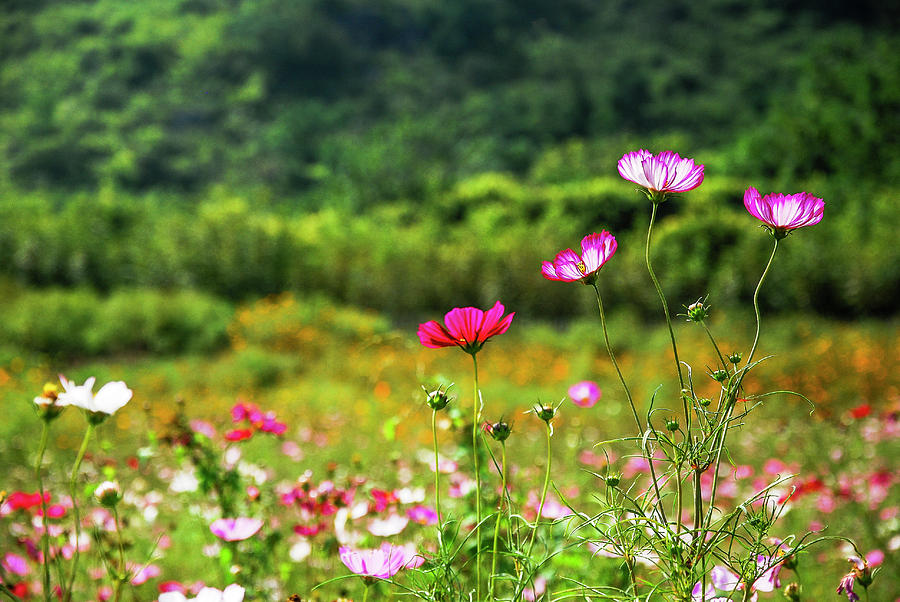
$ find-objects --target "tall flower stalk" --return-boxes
[64,422,94,602]
[485,421,511,600]
[35,422,52,602]
[417,301,514,599]
[470,353,483,596]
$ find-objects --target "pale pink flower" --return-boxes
[743,187,824,238]
[209,518,263,542]
[2,553,28,576]
[130,563,161,586]
[406,505,438,525]
[417,301,514,353]
[338,543,420,579]
[368,514,409,536]
[57,376,133,415]
[541,231,617,283]
[158,584,245,602]
[522,576,546,601]
[617,149,704,197]
[567,381,601,408]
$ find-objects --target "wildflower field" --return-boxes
[0,164,897,599]
[2,1,900,600]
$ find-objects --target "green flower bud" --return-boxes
[424,385,453,411]
[665,418,679,432]
[483,421,511,442]
[710,369,729,383]
[727,352,743,364]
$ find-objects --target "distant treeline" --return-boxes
[1,0,898,203]
[0,171,895,319]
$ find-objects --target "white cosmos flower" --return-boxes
[158,585,245,602]
[57,376,133,415]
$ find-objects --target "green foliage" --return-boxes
[0,287,232,357]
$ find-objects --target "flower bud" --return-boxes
[604,472,621,488]
[727,352,743,364]
[685,299,710,322]
[534,404,555,422]
[698,397,711,407]
[483,421,511,442]
[424,386,453,411]
[33,383,65,421]
[665,418,679,432]
[710,369,729,383]
[783,582,800,601]
[94,481,121,508]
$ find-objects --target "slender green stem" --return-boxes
[362,584,369,602]
[592,282,643,432]
[470,353,482,600]
[514,421,552,601]
[744,238,779,372]
[112,507,127,602]
[702,322,729,373]
[36,421,52,602]
[646,202,688,534]
[489,442,507,599]
[431,409,443,547]
[525,422,551,559]
[0,585,21,602]
[645,202,687,398]
[64,422,95,602]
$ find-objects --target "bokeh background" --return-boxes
[0,0,898,598]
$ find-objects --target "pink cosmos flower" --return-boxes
[711,556,781,600]
[617,150,704,198]
[2,553,28,576]
[209,518,263,542]
[542,231,617,283]
[568,381,602,408]
[406,505,439,525]
[338,543,421,580]
[743,187,824,238]
[417,301,514,354]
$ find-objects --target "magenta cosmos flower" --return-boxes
[209,517,263,542]
[417,301,514,354]
[339,543,422,580]
[617,149,704,199]
[542,231,617,284]
[568,381,602,408]
[743,187,824,239]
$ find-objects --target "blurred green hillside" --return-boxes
[1,0,898,329]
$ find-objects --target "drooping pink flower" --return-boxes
[617,149,704,198]
[338,543,420,580]
[209,518,263,542]
[541,231,617,283]
[743,187,824,238]
[568,381,602,408]
[417,301,514,354]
